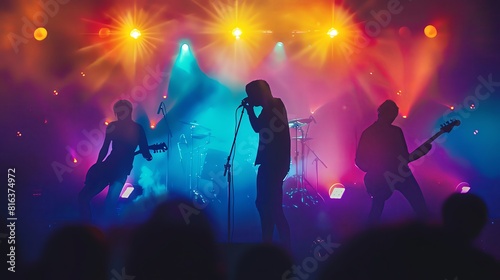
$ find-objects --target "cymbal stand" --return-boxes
[304,141,326,203]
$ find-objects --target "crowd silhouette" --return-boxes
[18,192,499,280]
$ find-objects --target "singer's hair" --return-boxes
[245,79,273,100]
[113,99,133,120]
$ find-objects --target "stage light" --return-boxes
[455,182,471,193]
[80,71,86,77]
[150,123,156,129]
[402,115,408,119]
[424,25,437,38]
[34,27,48,41]
[181,43,189,52]
[73,158,78,163]
[473,130,479,135]
[16,131,22,137]
[328,183,345,199]
[120,183,135,198]
[98,27,110,38]
[232,27,242,39]
[130,28,141,39]
[104,121,109,126]
[450,106,455,110]
[277,42,284,47]
[163,95,167,99]
[53,90,59,96]
[327,28,339,38]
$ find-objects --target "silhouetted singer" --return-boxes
[242,80,291,249]
[356,100,431,224]
[78,100,152,222]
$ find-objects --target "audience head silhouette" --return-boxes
[126,196,221,280]
[234,243,293,280]
[28,224,108,280]
[442,192,488,243]
[377,99,399,123]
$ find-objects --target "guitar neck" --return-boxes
[422,130,444,147]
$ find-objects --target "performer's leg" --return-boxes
[367,196,386,225]
[104,177,126,221]
[273,168,290,249]
[78,183,106,222]
[256,165,274,243]
[398,176,429,220]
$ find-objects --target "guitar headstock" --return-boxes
[440,119,461,133]
[150,142,168,153]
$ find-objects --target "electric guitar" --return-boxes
[85,142,167,186]
[363,120,460,199]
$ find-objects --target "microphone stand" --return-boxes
[158,102,172,192]
[223,106,245,243]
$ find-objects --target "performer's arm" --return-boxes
[138,126,153,161]
[246,106,264,133]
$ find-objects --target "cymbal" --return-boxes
[292,136,313,141]
[288,121,306,128]
[192,133,210,139]
[289,118,313,124]
[179,120,211,130]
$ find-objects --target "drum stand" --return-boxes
[285,118,323,208]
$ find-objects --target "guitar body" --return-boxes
[84,142,167,188]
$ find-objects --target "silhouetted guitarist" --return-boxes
[78,100,152,222]
[355,100,431,224]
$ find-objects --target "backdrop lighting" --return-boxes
[455,182,471,194]
[181,43,189,52]
[328,183,346,199]
[120,183,135,198]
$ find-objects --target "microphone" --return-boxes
[310,114,317,124]
[157,102,163,114]
[238,97,248,108]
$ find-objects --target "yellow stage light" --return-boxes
[232,27,242,39]
[327,28,339,38]
[130,28,141,39]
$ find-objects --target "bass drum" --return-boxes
[282,175,323,208]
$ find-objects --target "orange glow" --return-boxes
[73,158,78,163]
[34,27,48,41]
[424,25,438,38]
[104,121,109,126]
[99,27,111,38]
[150,123,156,129]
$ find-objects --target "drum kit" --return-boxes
[177,116,325,209]
[285,116,325,208]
